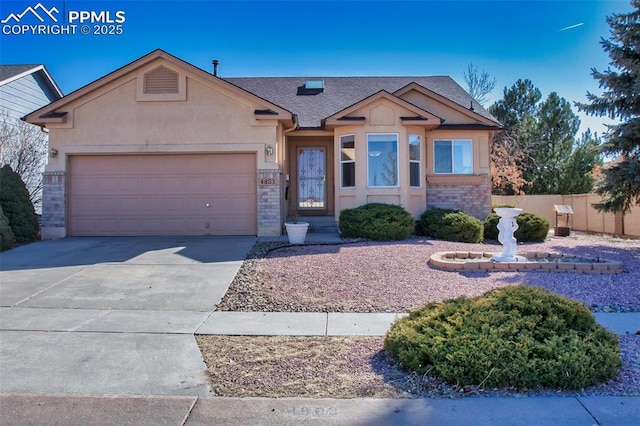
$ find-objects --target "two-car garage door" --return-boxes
[67,154,257,236]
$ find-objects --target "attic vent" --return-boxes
[305,80,324,90]
[143,66,179,94]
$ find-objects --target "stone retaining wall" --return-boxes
[429,251,623,274]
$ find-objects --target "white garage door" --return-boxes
[68,154,257,236]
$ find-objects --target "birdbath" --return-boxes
[492,207,525,262]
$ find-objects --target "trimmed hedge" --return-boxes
[484,211,550,242]
[384,285,621,390]
[338,203,414,241]
[0,165,39,243]
[416,208,483,243]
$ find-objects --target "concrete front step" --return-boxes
[300,216,338,233]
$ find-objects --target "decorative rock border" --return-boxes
[429,251,623,274]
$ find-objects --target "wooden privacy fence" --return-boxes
[491,194,640,237]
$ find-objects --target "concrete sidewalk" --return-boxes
[2,308,637,336]
[1,394,638,425]
[1,234,639,425]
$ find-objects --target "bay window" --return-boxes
[340,135,355,188]
[367,134,398,187]
[409,134,421,187]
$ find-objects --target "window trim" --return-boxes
[367,133,399,188]
[340,134,356,189]
[433,139,473,175]
[409,134,422,188]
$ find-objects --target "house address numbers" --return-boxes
[260,178,278,186]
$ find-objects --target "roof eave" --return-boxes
[24,49,295,127]
[437,123,503,130]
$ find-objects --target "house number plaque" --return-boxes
[260,178,277,186]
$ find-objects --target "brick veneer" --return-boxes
[426,176,491,219]
[41,171,66,238]
[257,169,282,236]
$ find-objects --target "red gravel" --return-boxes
[260,234,639,313]
[213,233,640,398]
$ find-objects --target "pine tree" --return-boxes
[529,92,581,194]
[577,0,640,213]
[489,79,541,194]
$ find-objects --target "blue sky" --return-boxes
[0,0,634,135]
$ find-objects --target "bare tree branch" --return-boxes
[0,109,48,212]
[463,63,497,106]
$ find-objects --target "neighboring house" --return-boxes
[24,49,501,239]
[1,64,63,211]
[0,64,63,118]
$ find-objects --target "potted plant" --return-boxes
[284,211,309,244]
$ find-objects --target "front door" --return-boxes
[297,147,326,211]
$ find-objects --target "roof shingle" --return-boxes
[0,64,42,84]
[225,76,498,128]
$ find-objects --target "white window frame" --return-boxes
[340,134,356,188]
[409,134,421,188]
[433,139,473,174]
[367,133,399,188]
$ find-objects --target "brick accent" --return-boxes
[426,176,491,219]
[41,171,66,239]
[257,169,282,236]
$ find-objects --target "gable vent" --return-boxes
[143,66,179,94]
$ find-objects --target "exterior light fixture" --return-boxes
[50,148,58,158]
[266,145,274,156]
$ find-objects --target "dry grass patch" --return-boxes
[196,336,408,398]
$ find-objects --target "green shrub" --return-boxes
[0,205,15,251]
[384,285,621,390]
[338,203,414,241]
[416,208,483,243]
[484,211,550,242]
[0,165,39,243]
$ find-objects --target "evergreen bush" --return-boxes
[0,165,39,243]
[0,205,15,251]
[338,203,414,241]
[416,208,483,243]
[484,211,550,242]
[384,285,621,390]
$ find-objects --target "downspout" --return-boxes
[282,116,298,228]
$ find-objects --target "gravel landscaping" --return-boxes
[206,233,640,398]
[218,233,640,313]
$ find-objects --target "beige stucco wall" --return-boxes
[402,90,476,124]
[45,64,281,173]
[491,194,564,225]
[492,194,640,237]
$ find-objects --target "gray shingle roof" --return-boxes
[225,76,498,128]
[0,64,42,83]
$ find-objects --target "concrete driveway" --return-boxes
[0,236,255,396]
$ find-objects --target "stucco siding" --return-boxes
[401,90,477,124]
[53,78,275,146]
